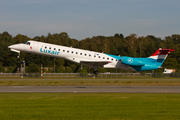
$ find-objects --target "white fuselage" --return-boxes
[8,40,137,71]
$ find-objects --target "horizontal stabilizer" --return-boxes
[148,48,175,67]
[150,48,175,59]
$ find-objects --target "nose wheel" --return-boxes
[17,53,20,58]
[94,70,98,75]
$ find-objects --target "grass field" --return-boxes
[0,93,180,120]
[0,78,180,86]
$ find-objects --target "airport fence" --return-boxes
[0,73,180,78]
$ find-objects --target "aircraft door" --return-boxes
[25,41,34,52]
[33,42,39,52]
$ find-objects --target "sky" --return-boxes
[0,0,180,40]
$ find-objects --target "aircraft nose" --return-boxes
[8,44,24,50]
[8,45,14,49]
[8,44,24,53]
[8,44,18,49]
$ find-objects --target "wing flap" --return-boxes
[80,61,111,67]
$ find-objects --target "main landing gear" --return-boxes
[93,67,98,75]
[94,70,98,75]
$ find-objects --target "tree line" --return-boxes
[0,31,179,73]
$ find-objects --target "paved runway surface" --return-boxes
[0,86,180,93]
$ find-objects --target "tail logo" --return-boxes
[128,58,133,64]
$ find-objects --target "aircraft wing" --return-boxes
[80,61,111,67]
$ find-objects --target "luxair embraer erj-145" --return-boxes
[8,40,174,74]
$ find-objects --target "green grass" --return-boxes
[0,79,180,86]
[0,93,180,120]
[0,77,180,79]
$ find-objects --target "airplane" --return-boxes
[8,40,175,74]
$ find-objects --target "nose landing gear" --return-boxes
[17,53,20,58]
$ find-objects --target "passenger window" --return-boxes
[58,49,60,51]
[103,57,105,59]
[89,54,91,57]
[67,50,69,53]
[45,47,47,49]
[76,52,78,54]
[107,58,109,60]
[80,53,82,55]
[63,50,65,52]
[99,56,101,58]
[94,55,96,57]
[49,47,51,49]
[72,51,73,53]
[111,59,113,61]
[85,54,87,56]
[54,48,56,50]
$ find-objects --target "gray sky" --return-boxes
[0,0,180,40]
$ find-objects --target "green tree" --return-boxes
[26,63,40,73]
[125,34,138,57]
[13,34,30,43]
[0,62,5,73]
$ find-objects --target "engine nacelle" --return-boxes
[121,56,145,66]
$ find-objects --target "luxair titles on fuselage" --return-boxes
[40,48,60,55]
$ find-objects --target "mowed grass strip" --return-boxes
[0,93,180,120]
[0,79,180,86]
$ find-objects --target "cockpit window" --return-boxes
[26,42,30,45]
[23,41,30,45]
